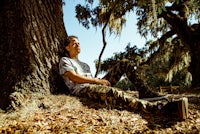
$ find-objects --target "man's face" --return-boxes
[66,38,81,57]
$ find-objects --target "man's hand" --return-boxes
[94,78,111,86]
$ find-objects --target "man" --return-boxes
[59,35,188,119]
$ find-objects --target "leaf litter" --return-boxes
[0,92,199,133]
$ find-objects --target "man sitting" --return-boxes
[59,35,188,119]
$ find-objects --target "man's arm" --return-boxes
[64,70,110,86]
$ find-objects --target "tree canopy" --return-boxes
[75,0,200,88]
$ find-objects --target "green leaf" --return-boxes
[158,7,162,15]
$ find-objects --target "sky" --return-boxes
[63,0,147,77]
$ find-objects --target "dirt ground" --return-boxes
[0,90,200,134]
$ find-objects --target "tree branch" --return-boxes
[95,23,108,77]
[158,30,175,45]
[95,1,120,77]
[159,6,192,48]
[140,30,175,66]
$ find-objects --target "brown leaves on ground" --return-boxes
[0,91,200,134]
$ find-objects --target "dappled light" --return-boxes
[0,0,200,133]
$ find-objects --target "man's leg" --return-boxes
[78,84,139,110]
[103,59,161,98]
[78,84,188,119]
[78,85,166,114]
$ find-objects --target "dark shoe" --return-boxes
[177,97,188,119]
[143,96,189,120]
[162,97,189,120]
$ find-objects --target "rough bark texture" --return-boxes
[0,0,67,110]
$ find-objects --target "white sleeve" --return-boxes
[59,57,75,75]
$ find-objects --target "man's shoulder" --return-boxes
[59,57,73,66]
[60,57,71,62]
[61,56,70,60]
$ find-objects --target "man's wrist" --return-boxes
[93,78,100,84]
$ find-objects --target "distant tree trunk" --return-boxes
[161,10,200,88]
[0,0,67,110]
[190,53,200,88]
[182,25,200,88]
[179,30,200,88]
[189,36,200,88]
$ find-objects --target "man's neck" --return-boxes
[70,55,78,60]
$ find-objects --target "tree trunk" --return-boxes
[0,0,67,110]
[161,10,200,88]
[190,53,200,88]
[180,34,200,88]
[189,32,200,88]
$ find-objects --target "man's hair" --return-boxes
[64,35,78,46]
[63,35,78,57]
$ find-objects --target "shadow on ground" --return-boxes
[78,96,184,131]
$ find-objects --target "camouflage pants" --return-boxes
[78,84,169,114]
[75,59,187,117]
[102,59,161,98]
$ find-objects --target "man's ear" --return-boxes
[65,45,69,51]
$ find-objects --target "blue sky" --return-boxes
[63,0,147,76]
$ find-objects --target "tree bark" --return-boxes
[0,0,67,110]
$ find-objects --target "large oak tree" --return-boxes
[0,0,67,109]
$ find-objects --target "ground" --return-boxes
[0,90,199,134]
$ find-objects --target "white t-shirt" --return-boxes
[59,57,93,94]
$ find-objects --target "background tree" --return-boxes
[0,0,67,110]
[75,0,200,88]
[141,39,192,87]
[99,43,142,73]
[136,0,200,88]
[100,41,191,89]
